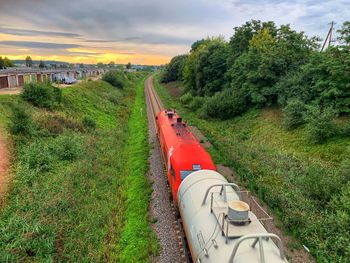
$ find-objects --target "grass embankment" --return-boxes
[153,75,350,263]
[0,73,158,262]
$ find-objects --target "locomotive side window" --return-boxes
[171,166,176,180]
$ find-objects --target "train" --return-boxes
[156,109,288,263]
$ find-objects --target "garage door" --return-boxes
[0,76,9,89]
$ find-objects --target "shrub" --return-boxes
[203,89,247,119]
[342,121,350,137]
[304,105,337,144]
[10,105,33,136]
[51,134,84,161]
[188,96,206,111]
[179,92,193,106]
[22,82,62,109]
[102,71,125,89]
[82,116,96,130]
[282,98,307,130]
[23,141,53,172]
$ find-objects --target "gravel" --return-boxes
[145,86,183,263]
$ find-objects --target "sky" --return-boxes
[0,0,349,65]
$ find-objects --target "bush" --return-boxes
[51,134,84,161]
[282,98,307,130]
[82,116,96,130]
[10,105,33,136]
[23,141,53,172]
[304,105,337,144]
[102,71,125,89]
[22,82,62,109]
[341,121,350,137]
[179,92,193,106]
[203,89,247,119]
[188,96,206,111]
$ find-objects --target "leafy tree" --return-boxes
[160,54,187,83]
[0,57,15,69]
[39,60,46,69]
[337,21,350,46]
[227,24,316,107]
[228,20,277,60]
[183,37,228,96]
[126,62,132,69]
[25,56,33,67]
[0,57,4,69]
[97,62,104,68]
[109,61,115,67]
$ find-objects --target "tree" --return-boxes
[228,20,277,60]
[39,60,46,69]
[97,62,104,68]
[337,21,350,46]
[160,55,187,83]
[0,57,15,69]
[0,57,4,69]
[25,56,33,67]
[183,37,228,96]
[227,24,317,107]
[126,62,132,69]
[108,61,115,67]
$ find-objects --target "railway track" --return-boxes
[145,76,189,263]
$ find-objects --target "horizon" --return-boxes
[1,0,349,65]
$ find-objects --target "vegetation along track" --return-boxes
[0,130,9,206]
[145,76,187,263]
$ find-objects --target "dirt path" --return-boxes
[0,88,22,95]
[0,130,10,206]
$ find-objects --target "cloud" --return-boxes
[0,41,80,49]
[0,0,349,64]
[0,26,81,38]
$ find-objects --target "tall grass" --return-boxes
[0,73,158,262]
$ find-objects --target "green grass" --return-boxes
[0,73,158,262]
[113,78,159,262]
[153,74,350,263]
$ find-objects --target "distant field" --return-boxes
[0,73,158,262]
[154,75,350,263]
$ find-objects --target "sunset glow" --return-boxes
[0,0,349,65]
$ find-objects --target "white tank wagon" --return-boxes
[177,170,288,263]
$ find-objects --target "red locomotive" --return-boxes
[156,109,216,203]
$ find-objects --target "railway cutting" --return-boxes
[145,76,315,263]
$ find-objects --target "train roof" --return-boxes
[158,109,215,170]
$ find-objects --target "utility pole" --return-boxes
[321,21,336,51]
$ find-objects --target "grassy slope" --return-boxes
[153,75,350,263]
[0,75,158,262]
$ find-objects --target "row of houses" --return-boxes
[0,68,106,89]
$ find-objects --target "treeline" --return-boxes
[161,20,350,143]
